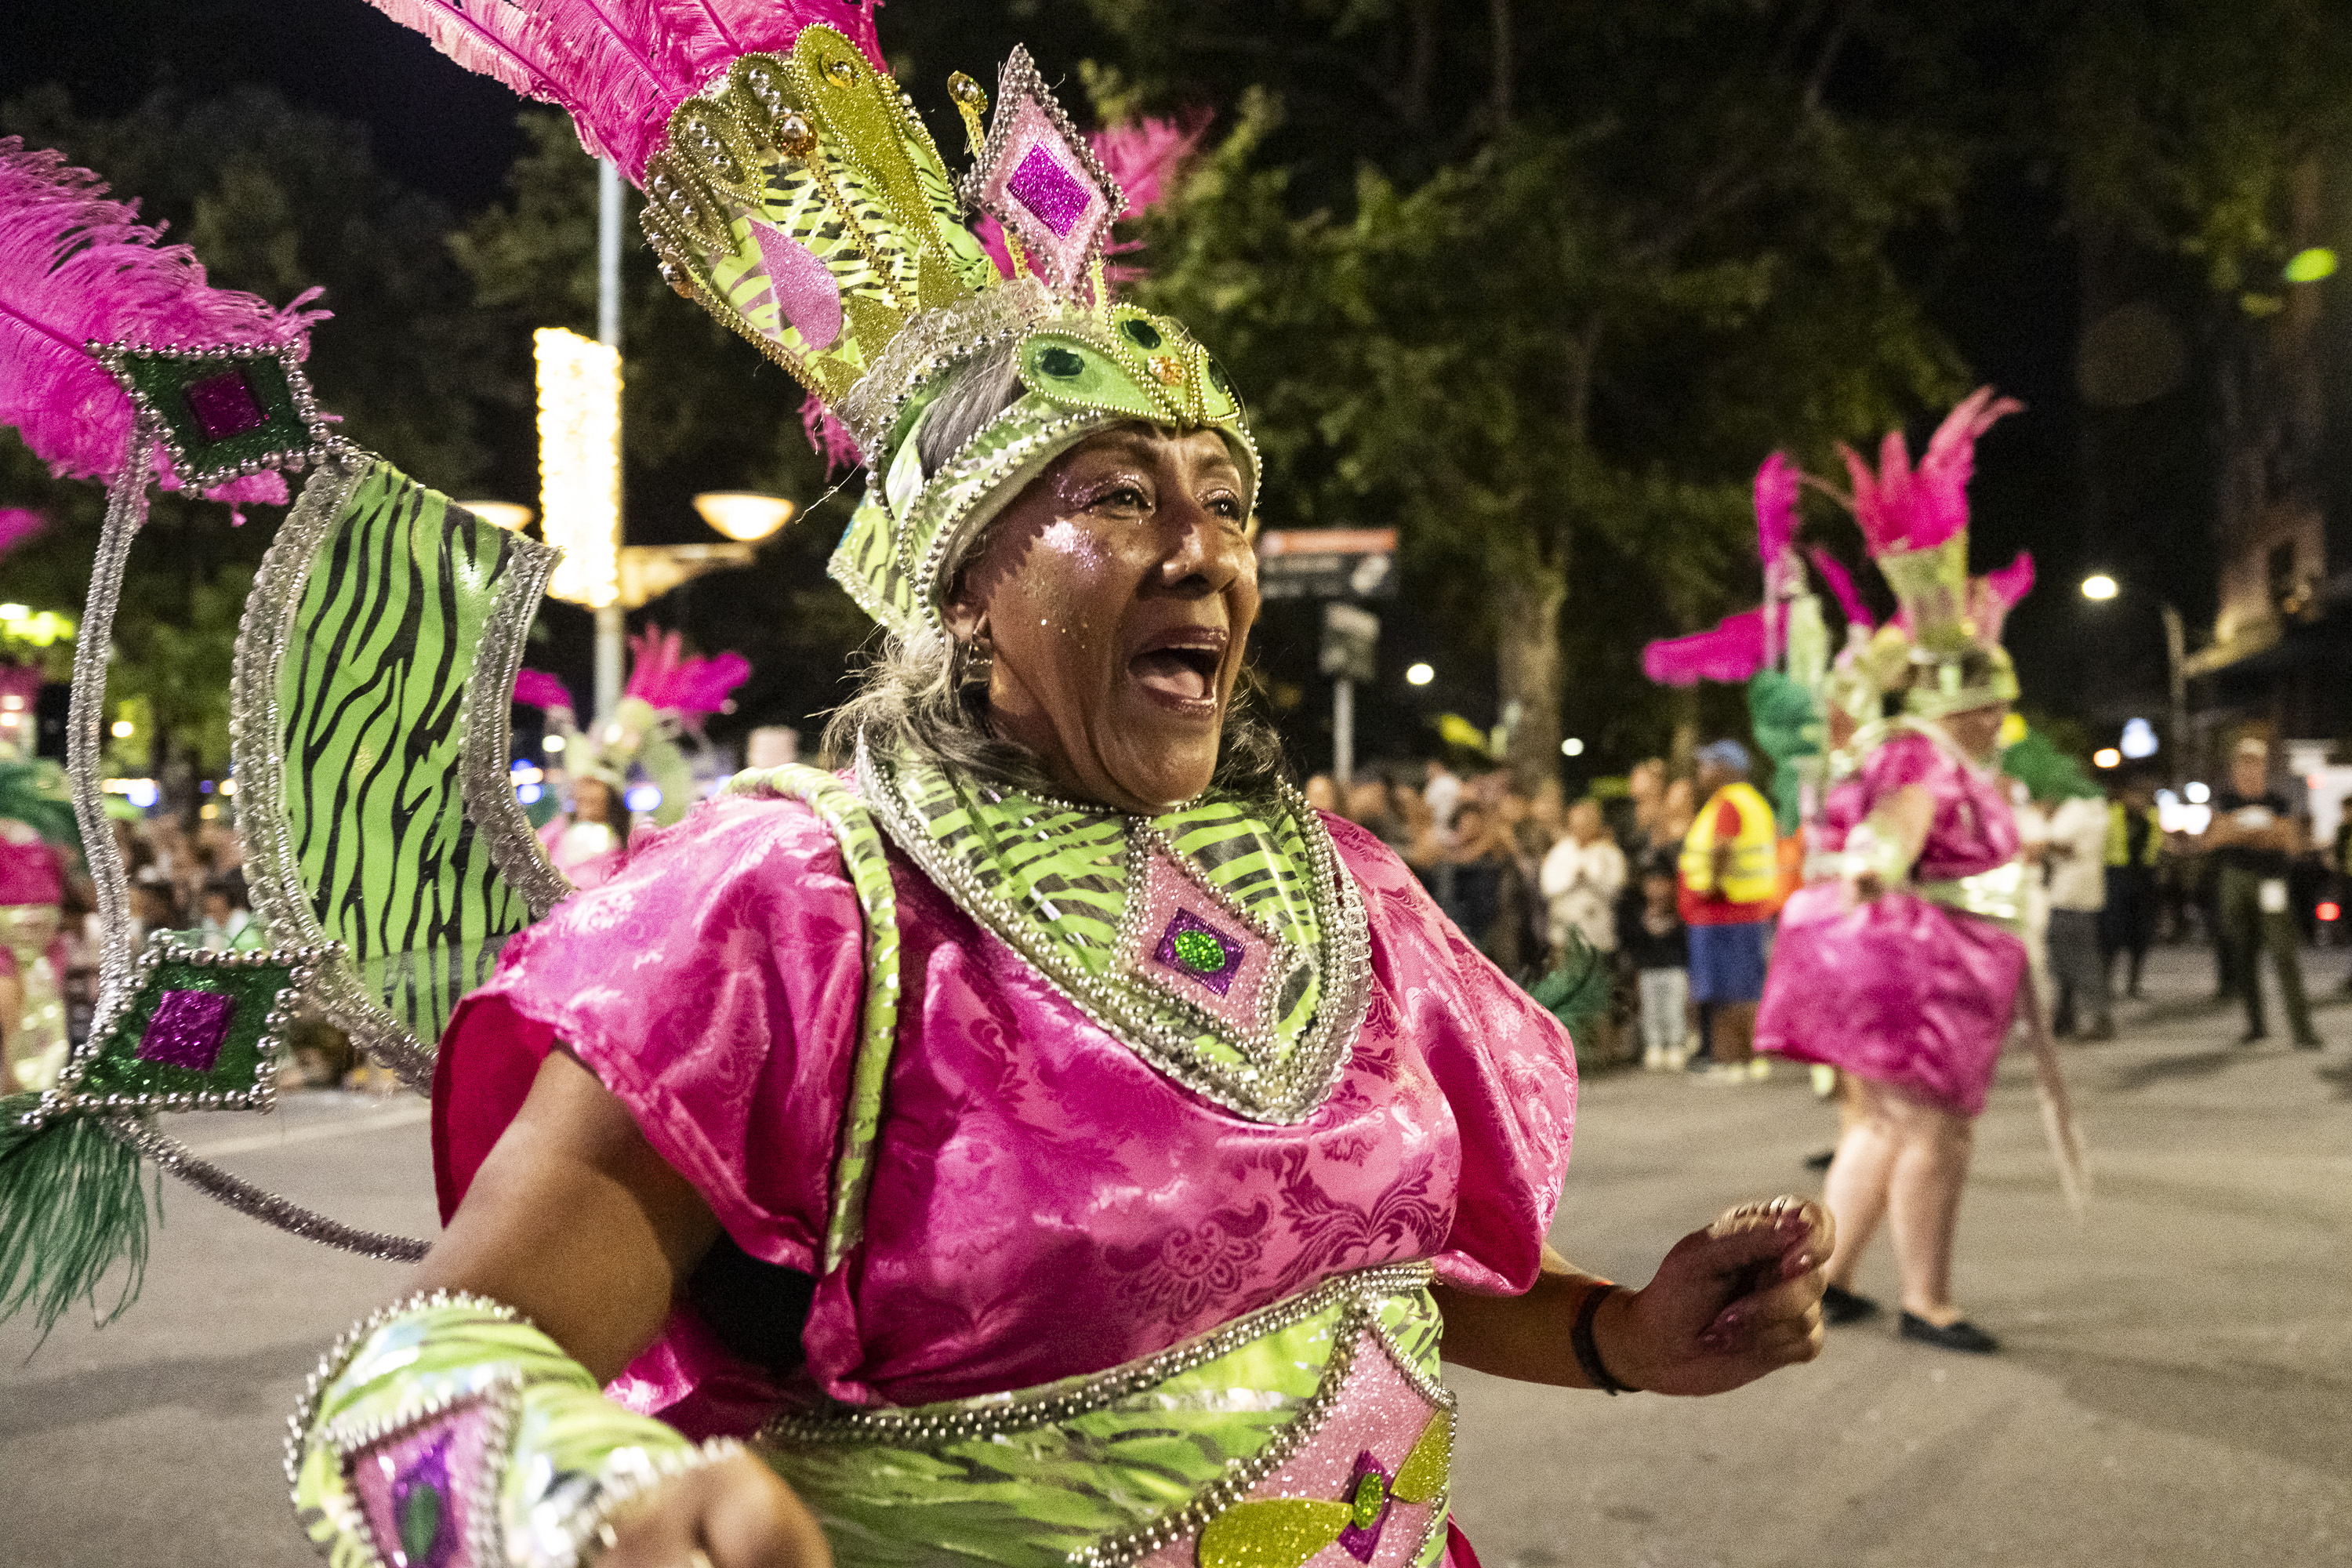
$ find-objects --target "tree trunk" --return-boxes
[1495,558,1566,796]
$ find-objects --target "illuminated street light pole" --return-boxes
[2082,571,2190,783]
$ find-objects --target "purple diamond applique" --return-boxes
[183,369,268,441]
[1006,143,1091,238]
[136,989,237,1072]
[347,1397,499,1568]
[1335,1450,1396,1562]
[1155,908,1244,996]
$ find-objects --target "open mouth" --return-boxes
[1130,630,1226,706]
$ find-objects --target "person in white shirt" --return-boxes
[2042,789,2113,1040]
[1540,798,1628,964]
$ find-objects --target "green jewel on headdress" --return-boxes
[635,32,1258,639]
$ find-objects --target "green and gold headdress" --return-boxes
[633,31,1258,639]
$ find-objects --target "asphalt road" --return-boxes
[3,945,2347,1567]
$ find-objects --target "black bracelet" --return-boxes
[1572,1282,1638,1396]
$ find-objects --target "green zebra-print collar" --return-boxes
[856,736,1372,1124]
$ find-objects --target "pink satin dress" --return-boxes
[1755,728,2026,1118]
[435,796,1579,1441]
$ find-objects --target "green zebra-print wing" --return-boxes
[232,456,565,1091]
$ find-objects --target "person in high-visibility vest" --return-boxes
[2100,772,2163,1000]
[1679,739,1780,1080]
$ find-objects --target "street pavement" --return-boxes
[3,945,2347,1566]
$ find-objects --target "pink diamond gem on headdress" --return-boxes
[750,220,845,351]
[964,48,1124,298]
[347,1398,497,1568]
[183,369,267,441]
[1007,144,1090,238]
[1127,841,1279,1036]
[136,989,236,1072]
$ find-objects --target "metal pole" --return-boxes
[2160,601,2187,783]
[593,157,626,722]
[1333,677,1354,789]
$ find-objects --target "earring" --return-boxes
[956,634,994,690]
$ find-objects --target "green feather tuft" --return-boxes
[1530,931,1614,1054]
[0,1097,154,1338]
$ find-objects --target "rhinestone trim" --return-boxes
[760,1263,1447,1568]
[230,456,435,1092]
[858,739,1372,1124]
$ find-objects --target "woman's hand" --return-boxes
[596,1451,833,1568]
[1596,1198,1832,1396]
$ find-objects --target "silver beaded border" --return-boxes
[560,1438,750,1568]
[1112,817,1298,1056]
[102,1116,428,1262]
[957,45,1127,299]
[760,1262,1450,1568]
[859,741,1371,1124]
[24,932,325,1127]
[65,423,158,1022]
[833,275,1059,458]
[449,505,572,923]
[315,1371,522,1568]
[90,339,347,492]
[285,1289,525,1494]
[230,456,437,1092]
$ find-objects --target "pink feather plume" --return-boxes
[350,0,886,184]
[1643,608,1768,688]
[624,626,750,717]
[0,508,45,557]
[1752,451,1799,562]
[1806,546,1876,632]
[800,390,865,475]
[1837,386,2020,557]
[0,139,324,506]
[1969,550,2034,647]
[513,668,576,712]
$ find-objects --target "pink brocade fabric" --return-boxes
[434,801,1576,1430]
[1755,729,2026,1117]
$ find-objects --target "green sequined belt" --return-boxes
[759,1262,1455,1568]
[1916,857,2028,934]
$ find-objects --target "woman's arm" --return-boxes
[410,1049,830,1567]
[1432,1201,1831,1396]
[1846,782,1933,898]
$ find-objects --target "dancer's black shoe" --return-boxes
[1898,1312,1997,1353]
[1821,1283,1879,1325]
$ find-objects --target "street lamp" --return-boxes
[458,501,535,532]
[1405,662,1435,686]
[1560,736,1585,757]
[2080,572,2119,601]
[692,492,797,543]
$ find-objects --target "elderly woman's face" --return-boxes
[949,425,1255,813]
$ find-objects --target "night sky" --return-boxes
[5,1,2192,751]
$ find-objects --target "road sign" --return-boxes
[1256,528,1398,601]
[1319,602,1381,682]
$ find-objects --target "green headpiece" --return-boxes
[635,34,1259,640]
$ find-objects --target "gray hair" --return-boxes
[822,350,1288,800]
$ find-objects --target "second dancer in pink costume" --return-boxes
[1756,390,2053,1356]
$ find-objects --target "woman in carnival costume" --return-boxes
[267,5,1838,1566]
[1755,390,2077,1356]
[519,631,750,889]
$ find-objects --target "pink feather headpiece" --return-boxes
[1835,387,2021,558]
[512,668,577,713]
[0,139,325,507]
[624,626,750,720]
[1642,608,1770,688]
[1969,550,2034,648]
[0,508,45,558]
[1806,546,1876,633]
[350,0,884,183]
